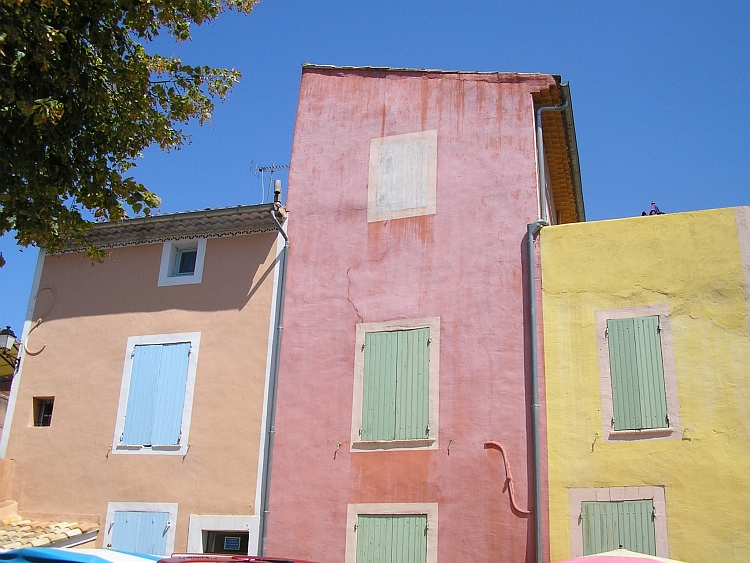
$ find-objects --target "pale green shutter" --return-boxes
[356,515,427,563]
[362,332,398,441]
[582,500,656,556]
[607,317,668,430]
[395,328,430,440]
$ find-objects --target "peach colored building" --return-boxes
[0,203,287,556]
[265,65,584,563]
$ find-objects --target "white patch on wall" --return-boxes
[368,130,437,222]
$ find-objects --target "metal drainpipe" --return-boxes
[530,97,568,563]
[259,191,289,556]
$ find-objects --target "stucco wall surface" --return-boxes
[4,233,279,552]
[266,69,557,563]
[540,207,750,562]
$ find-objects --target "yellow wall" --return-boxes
[540,207,750,562]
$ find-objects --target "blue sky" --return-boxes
[2,0,749,334]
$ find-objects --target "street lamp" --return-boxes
[0,326,19,371]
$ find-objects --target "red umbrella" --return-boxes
[555,549,686,563]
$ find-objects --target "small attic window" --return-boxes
[175,248,198,276]
[158,239,207,287]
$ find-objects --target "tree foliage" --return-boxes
[0,0,256,259]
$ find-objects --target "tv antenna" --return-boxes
[251,161,290,203]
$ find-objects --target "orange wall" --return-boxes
[5,233,278,551]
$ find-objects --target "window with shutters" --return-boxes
[345,503,437,563]
[104,502,178,556]
[351,318,440,451]
[595,306,681,442]
[569,487,668,558]
[112,333,201,455]
[582,500,656,556]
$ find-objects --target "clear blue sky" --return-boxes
[2,0,749,335]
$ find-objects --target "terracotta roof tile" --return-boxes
[61,203,287,252]
[0,509,100,551]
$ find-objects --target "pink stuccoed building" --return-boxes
[265,65,584,563]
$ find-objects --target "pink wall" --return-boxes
[267,68,554,563]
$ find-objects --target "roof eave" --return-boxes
[559,83,586,222]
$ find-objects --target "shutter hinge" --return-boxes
[354,523,358,531]
[358,428,362,437]
[427,337,432,346]
[361,342,366,351]
[605,326,609,337]
[665,413,670,425]
[130,349,135,358]
[425,424,430,436]
[611,416,615,427]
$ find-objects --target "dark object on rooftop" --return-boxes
[642,202,664,216]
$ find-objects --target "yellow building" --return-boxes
[540,207,750,562]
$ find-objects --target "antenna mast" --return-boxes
[251,162,290,203]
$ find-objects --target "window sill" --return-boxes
[351,439,435,451]
[114,444,184,454]
[607,428,674,441]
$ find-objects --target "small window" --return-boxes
[33,397,54,427]
[158,239,207,286]
[352,318,440,450]
[113,333,201,455]
[596,306,681,442]
[175,249,198,276]
[607,316,667,430]
[581,500,656,556]
[204,531,249,554]
[345,503,437,563]
[361,328,430,441]
[356,515,426,563]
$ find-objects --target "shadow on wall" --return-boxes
[32,233,278,321]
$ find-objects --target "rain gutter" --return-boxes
[529,92,570,563]
[258,188,289,556]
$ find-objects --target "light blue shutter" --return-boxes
[395,328,430,440]
[151,342,191,445]
[122,345,162,445]
[607,317,668,430]
[356,515,427,563]
[582,500,655,556]
[362,332,398,441]
[122,342,191,446]
[111,511,170,555]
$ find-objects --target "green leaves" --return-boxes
[0,0,257,259]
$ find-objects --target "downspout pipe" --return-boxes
[529,96,568,563]
[259,186,289,556]
[527,219,547,563]
[535,99,569,224]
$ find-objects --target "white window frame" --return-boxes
[569,487,668,558]
[350,317,440,451]
[595,305,681,442]
[103,502,179,555]
[112,332,201,455]
[187,515,260,555]
[345,503,437,563]
[367,130,438,222]
[158,238,207,286]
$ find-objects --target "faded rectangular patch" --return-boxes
[368,130,437,222]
